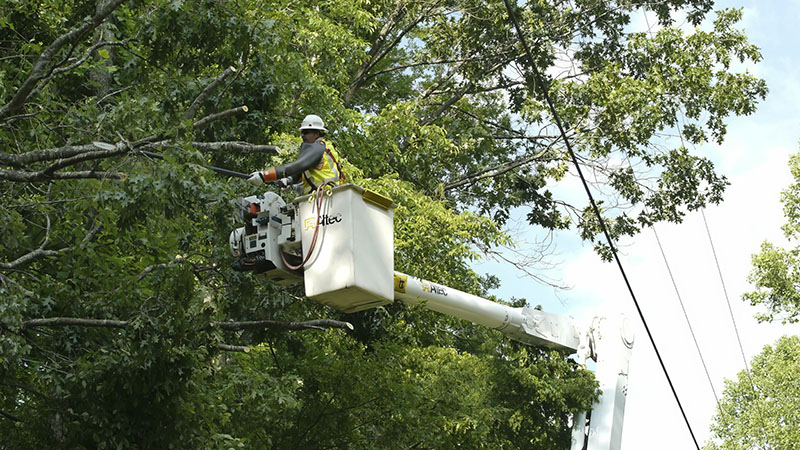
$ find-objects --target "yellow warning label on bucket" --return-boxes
[393,274,407,293]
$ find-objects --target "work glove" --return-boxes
[247,171,264,186]
[276,177,293,189]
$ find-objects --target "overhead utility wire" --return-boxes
[638,8,770,445]
[700,208,774,448]
[664,41,768,438]
[501,1,701,448]
[636,6,722,421]
[700,209,752,371]
[651,225,721,407]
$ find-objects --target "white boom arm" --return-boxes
[228,185,634,450]
[393,272,581,352]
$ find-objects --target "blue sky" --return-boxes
[474,1,800,447]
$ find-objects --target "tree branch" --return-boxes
[28,39,135,102]
[183,66,238,121]
[0,0,128,121]
[422,59,510,126]
[0,409,23,422]
[209,319,354,332]
[1,221,100,270]
[0,273,34,296]
[0,167,123,182]
[361,57,486,83]
[0,248,63,270]
[0,381,51,400]
[21,317,355,333]
[171,141,280,154]
[42,146,128,176]
[137,256,188,280]
[345,1,446,105]
[192,105,248,130]
[443,145,554,191]
[23,317,129,329]
[218,343,250,353]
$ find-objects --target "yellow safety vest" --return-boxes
[302,140,343,193]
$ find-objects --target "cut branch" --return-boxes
[0,137,273,170]
[1,143,100,167]
[0,135,162,167]
[218,343,250,353]
[184,66,238,121]
[192,105,248,130]
[182,141,280,154]
[42,146,128,175]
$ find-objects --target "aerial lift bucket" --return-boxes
[294,184,396,313]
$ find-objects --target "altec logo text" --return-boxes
[422,281,447,296]
[304,213,343,231]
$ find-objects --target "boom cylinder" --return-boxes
[393,272,580,352]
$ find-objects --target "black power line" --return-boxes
[501,1,701,448]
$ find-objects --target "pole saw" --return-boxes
[91,141,251,179]
[138,149,250,179]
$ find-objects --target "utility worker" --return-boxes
[247,114,344,193]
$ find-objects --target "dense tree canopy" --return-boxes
[704,335,800,449]
[1,0,765,447]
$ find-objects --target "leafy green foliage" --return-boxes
[745,150,800,323]
[705,335,800,450]
[0,0,765,447]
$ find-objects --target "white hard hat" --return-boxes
[299,114,327,132]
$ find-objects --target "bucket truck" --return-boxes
[228,184,634,450]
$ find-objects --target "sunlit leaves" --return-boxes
[745,150,800,324]
[705,336,800,449]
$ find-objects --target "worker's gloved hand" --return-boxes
[247,171,264,186]
[275,177,293,189]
